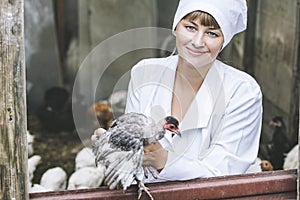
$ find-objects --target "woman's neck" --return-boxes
[176,58,212,91]
[171,58,213,121]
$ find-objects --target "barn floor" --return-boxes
[27,114,86,185]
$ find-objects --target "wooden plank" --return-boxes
[30,170,296,200]
[231,192,296,199]
[0,0,28,199]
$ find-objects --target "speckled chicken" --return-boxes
[92,112,180,200]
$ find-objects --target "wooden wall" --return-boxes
[220,0,300,155]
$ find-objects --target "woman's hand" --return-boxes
[91,127,106,142]
[143,142,168,171]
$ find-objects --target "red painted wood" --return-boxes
[30,169,297,200]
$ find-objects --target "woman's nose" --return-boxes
[192,33,205,48]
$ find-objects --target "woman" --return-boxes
[125,0,262,182]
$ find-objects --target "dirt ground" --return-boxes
[27,114,87,185]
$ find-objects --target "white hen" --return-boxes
[28,155,42,183]
[75,147,96,170]
[29,184,52,193]
[67,166,106,190]
[27,130,35,156]
[283,144,298,170]
[40,167,67,191]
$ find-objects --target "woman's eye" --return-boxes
[207,31,219,37]
[186,26,196,31]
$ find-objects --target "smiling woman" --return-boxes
[125,0,263,183]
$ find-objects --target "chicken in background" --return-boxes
[260,160,274,171]
[75,147,96,171]
[267,116,291,170]
[108,90,128,118]
[28,155,42,186]
[37,86,75,132]
[29,184,51,193]
[27,130,35,156]
[30,166,67,193]
[283,144,298,170]
[246,157,273,173]
[67,166,106,190]
[88,101,114,130]
[40,167,67,191]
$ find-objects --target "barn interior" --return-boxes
[23,0,300,193]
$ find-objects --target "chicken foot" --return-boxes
[138,182,154,200]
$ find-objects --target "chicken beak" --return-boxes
[174,129,181,137]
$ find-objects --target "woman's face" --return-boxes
[174,18,224,69]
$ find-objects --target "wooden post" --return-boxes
[295,0,300,199]
[243,0,258,76]
[0,0,28,200]
[290,0,300,148]
[291,0,300,198]
[54,0,66,85]
[298,114,300,200]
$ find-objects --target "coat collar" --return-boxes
[179,59,225,131]
[147,56,225,131]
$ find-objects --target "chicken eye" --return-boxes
[169,125,175,129]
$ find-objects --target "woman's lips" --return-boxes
[186,47,207,56]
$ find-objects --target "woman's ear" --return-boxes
[219,43,224,52]
[172,30,176,37]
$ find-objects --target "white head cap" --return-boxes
[172,0,247,49]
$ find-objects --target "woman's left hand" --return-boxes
[143,142,168,170]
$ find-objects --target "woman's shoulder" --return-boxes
[130,56,178,84]
[132,55,178,71]
[215,60,262,97]
[217,60,259,84]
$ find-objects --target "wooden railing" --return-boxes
[30,169,297,200]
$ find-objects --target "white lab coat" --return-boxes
[125,55,262,182]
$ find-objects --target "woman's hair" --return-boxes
[183,11,220,29]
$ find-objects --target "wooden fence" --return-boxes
[29,170,297,200]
